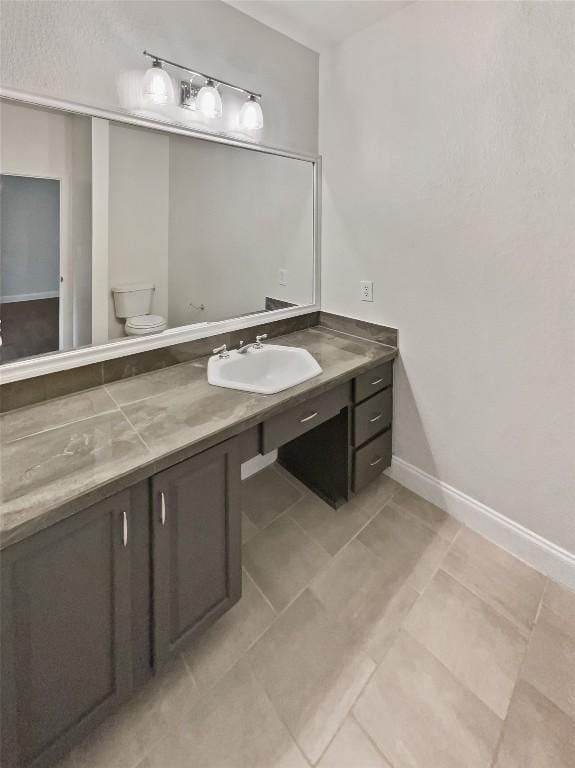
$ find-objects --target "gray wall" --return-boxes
[0,0,319,155]
[0,175,60,299]
[168,135,314,326]
[320,1,575,553]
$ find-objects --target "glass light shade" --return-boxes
[239,96,264,130]
[142,62,174,105]
[197,80,223,119]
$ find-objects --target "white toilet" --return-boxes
[111,282,168,337]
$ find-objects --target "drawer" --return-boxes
[353,387,392,447]
[262,383,350,453]
[353,429,392,493]
[353,361,393,403]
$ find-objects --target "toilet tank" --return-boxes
[112,282,154,318]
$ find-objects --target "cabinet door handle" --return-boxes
[369,455,384,467]
[160,492,167,525]
[300,411,318,424]
[369,412,383,423]
[370,377,384,386]
[122,511,128,547]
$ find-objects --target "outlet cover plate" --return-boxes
[360,280,373,302]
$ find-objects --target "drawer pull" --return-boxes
[369,455,384,467]
[369,412,383,423]
[299,411,318,424]
[370,377,384,386]
[160,492,167,525]
[122,511,128,547]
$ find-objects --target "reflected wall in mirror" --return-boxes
[0,99,92,363]
[0,97,317,367]
[103,122,314,342]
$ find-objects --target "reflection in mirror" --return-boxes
[104,122,314,341]
[0,99,92,363]
[0,98,316,366]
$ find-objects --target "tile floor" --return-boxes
[63,465,575,768]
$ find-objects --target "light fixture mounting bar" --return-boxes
[142,50,261,99]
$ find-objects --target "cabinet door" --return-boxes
[152,438,241,668]
[0,492,134,768]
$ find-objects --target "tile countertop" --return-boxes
[0,326,397,549]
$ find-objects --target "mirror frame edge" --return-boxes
[0,87,321,385]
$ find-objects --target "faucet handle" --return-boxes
[213,344,229,359]
[255,334,268,348]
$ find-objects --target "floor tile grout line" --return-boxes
[294,487,404,570]
[403,570,531,724]
[182,577,288,699]
[243,467,550,731]
[487,580,547,768]
[250,487,429,622]
[413,523,464,599]
[439,563,539,639]
[403,627,508,728]
[353,480,402,522]
[285,509,335,558]
[388,495,462,544]
[243,483,309,534]
[403,529,542,730]
[311,652,383,766]
[440,530,547,638]
[271,461,311,496]
[350,711,397,768]
[243,565,278,616]
[535,576,550,623]
[255,678,313,767]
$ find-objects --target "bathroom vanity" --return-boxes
[0,88,395,768]
[0,320,396,768]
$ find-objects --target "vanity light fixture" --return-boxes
[142,58,174,105]
[180,80,200,111]
[142,51,263,128]
[238,94,264,130]
[197,79,223,119]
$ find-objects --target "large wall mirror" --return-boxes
[0,95,319,376]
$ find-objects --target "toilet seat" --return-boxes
[124,314,167,336]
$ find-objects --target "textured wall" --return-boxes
[0,0,319,154]
[320,1,575,551]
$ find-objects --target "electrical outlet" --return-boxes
[360,280,373,302]
[279,268,288,286]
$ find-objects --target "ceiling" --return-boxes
[224,1,411,52]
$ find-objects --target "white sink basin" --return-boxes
[207,344,322,394]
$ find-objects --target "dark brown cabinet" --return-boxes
[1,438,243,768]
[0,366,393,768]
[279,361,394,504]
[0,491,137,768]
[152,437,242,669]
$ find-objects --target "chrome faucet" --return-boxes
[212,344,230,359]
[237,334,267,354]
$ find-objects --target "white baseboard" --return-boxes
[386,455,575,591]
[241,450,278,480]
[1,290,59,303]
